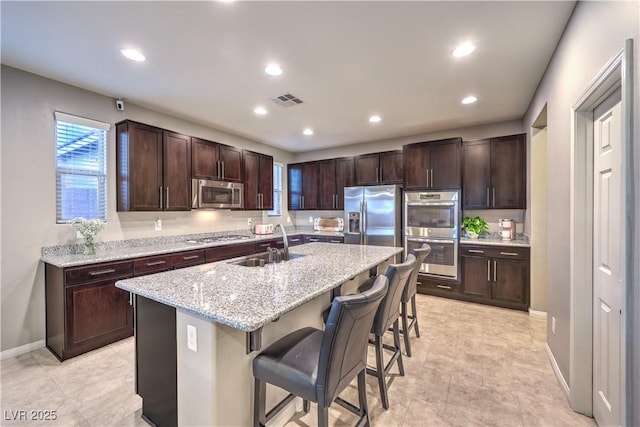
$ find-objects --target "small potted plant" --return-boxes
[461,216,488,239]
[71,217,105,255]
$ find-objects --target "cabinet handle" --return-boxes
[430,169,433,188]
[426,168,430,187]
[129,292,133,306]
[159,186,163,209]
[436,284,452,290]
[487,260,491,281]
[493,260,497,282]
[375,167,379,183]
[499,252,519,256]
[492,187,496,207]
[486,187,490,207]
[217,161,221,179]
[166,187,170,209]
[221,161,225,180]
[301,195,304,209]
[380,167,383,183]
[468,249,485,253]
[145,260,167,267]
[89,268,116,276]
[182,255,200,260]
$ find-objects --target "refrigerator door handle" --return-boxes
[363,200,368,245]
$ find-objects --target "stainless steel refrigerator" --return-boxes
[343,185,402,247]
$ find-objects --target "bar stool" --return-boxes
[361,254,417,410]
[252,275,389,427]
[400,244,431,357]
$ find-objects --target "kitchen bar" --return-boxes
[116,243,402,426]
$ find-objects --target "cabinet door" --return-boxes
[288,163,303,211]
[120,122,163,211]
[491,258,528,305]
[259,154,274,210]
[318,159,337,209]
[379,151,403,184]
[461,255,491,298]
[65,279,133,353]
[301,162,319,210]
[191,137,219,180]
[430,139,461,189]
[490,134,525,208]
[219,144,243,183]
[462,140,491,209]
[355,153,380,186]
[163,131,191,211]
[243,151,259,210]
[403,143,429,189]
[335,157,354,210]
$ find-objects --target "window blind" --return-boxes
[268,163,283,216]
[54,112,109,223]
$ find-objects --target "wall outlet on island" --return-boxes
[187,324,198,352]
[154,218,162,231]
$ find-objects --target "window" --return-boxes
[268,163,283,216]
[55,112,110,223]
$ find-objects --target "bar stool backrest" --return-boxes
[403,244,432,302]
[316,275,388,407]
[371,255,417,336]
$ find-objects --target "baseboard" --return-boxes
[1,340,45,360]
[529,308,548,319]
[546,343,570,399]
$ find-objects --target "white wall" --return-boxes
[522,2,639,418]
[530,127,548,313]
[0,66,295,352]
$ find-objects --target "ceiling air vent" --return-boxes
[271,93,304,107]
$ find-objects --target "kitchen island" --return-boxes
[116,242,402,426]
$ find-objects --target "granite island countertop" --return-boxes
[116,242,402,332]
[41,230,345,268]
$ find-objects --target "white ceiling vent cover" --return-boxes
[271,93,304,107]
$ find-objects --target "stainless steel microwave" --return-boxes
[192,179,243,209]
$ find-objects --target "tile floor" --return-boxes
[1,295,596,426]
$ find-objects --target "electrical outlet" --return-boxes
[187,324,198,352]
[551,317,556,335]
[248,218,252,226]
[154,219,162,231]
[286,215,291,223]
[309,216,313,223]
[76,231,83,239]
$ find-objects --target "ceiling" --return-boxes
[1,1,575,153]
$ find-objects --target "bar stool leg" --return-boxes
[253,378,266,427]
[303,399,310,413]
[393,320,405,377]
[318,406,329,427]
[401,301,412,357]
[357,370,370,426]
[411,295,421,337]
[374,335,390,410]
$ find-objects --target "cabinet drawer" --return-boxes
[172,250,206,268]
[255,240,277,251]
[461,245,529,260]
[304,235,325,243]
[326,237,344,244]
[135,254,175,275]
[65,260,134,285]
[288,236,304,246]
[417,276,459,293]
[206,242,256,263]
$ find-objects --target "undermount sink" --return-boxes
[228,251,304,267]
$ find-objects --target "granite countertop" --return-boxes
[41,230,345,268]
[460,237,530,248]
[115,243,402,332]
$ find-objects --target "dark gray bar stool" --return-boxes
[252,275,389,427]
[400,244,431,357]
[361,254,417,410]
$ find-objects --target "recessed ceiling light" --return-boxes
[452,42,476,58]
[303,128,314,136]
[254,106,267,115]
[461,96,478,105]
[264,63,283,76]
[120,48,146,62]
[369,115,381,123]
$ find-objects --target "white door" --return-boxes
[592,90,622,427]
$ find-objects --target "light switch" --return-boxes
[187,324,198,352]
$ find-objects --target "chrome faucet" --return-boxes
[274,224,289,261]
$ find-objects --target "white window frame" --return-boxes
[54,112,110,223]
[268,162,283,217]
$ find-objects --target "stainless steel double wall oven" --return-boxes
[404,191,460,280]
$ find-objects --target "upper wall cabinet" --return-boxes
[462,134,526,209]
[288,162,320,210]
[289,157,354,211]
[243,150,273,210]
[191,137,242,183]
[403,138,461,190]
[116,120,191,211]
[354,150,403,186]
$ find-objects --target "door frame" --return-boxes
[569,39,633,424]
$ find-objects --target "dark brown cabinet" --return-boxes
[46,260,135,361]
[319,159,337,210]
[404,138,461,189]
[191,137,242,183]
[289,157,354,211]
[287,162,319,210]
[355,151,403,186]
[116,120,191,211]
[459,245,529,311]
[243,150,273,210]
[462,134,526,209]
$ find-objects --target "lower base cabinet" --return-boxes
[417,244,530,311]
